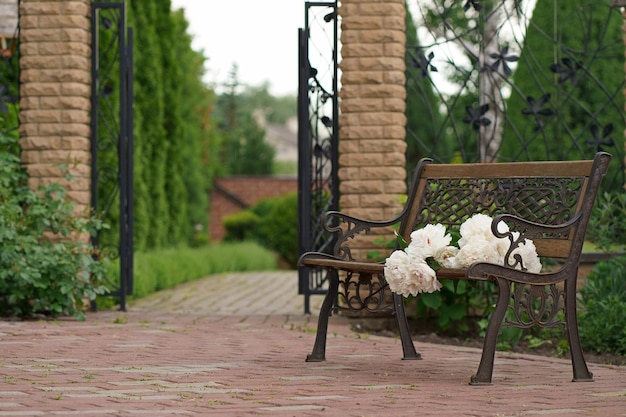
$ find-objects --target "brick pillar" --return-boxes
[19,0,92,213]
[338,0,407,260]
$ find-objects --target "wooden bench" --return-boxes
[299,152,611,385]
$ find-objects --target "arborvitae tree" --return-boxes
[171,8,214,241]
[125,1,222,248]
[129,0,169,249]
[156,0,189,246]
[501,1,624,191]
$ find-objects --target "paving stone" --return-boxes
[0,271,625,416]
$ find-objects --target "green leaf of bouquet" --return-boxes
[443,279,468,294]
[394,230,408,249]
[420,292,442,309]
[425,257,441,271]
[445,303,466,320]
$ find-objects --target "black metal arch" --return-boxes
[297,1,339,314]
[90,2,134,311]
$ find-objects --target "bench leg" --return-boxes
[564,276,594,382]
[393,293,421,360]
[306,268,339,362]
[470,277,510,386]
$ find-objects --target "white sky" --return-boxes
[170,0,303,96]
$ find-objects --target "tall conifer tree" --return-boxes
[501,1,624,189]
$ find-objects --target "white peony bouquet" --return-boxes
[384,214,542,297]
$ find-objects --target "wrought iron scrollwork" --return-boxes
[505,283,565,328]
[298,1,339,314]
[338,271,394,314]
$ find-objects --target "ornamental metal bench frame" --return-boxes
[298,152,611,385]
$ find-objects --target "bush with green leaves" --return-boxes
[222,210,261,242]
[0,141,108,320]
[222,192,298,267]
[579,256,626,356]
[256,192,298,267]
[586,191,626,252]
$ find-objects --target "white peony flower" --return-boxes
[454,237,501,267]
[458,213,509,248]
[407,223,451,259]
[434,245,460,268]
[407,259,441,294]
[384,215,541,298]
[384,250,413,296]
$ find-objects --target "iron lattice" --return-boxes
[416,176,585,232]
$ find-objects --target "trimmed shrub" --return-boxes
[223,210,260,242]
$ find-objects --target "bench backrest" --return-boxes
[400,152,611,260]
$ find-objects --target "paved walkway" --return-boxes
[1,271,625,416]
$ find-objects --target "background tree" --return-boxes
[405,1,447,172]
[500,1,624,192]
[170,9,215,240]
[214,65,275,175]
[113,0,221,249]
[413,0,530,162]
[157,2,192,246]
[238,83,297,125]
[129,0,167,249]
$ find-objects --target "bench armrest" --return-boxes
[299,251,385,274]
[491,213,583,271]
[491,213,583,239]
[322,210,404,260]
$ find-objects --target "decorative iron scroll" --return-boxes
[338,272,394,314]
[298,1,339,314]
[505,283,565,329]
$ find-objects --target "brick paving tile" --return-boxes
[0,271,625,416]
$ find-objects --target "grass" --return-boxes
[100,241,278,303]
[582,240,625,253]
[272,160,297,176]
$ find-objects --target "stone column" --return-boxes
[338,0,407,260]
[19,0,92,213]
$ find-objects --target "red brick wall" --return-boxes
[209,176,298,242]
